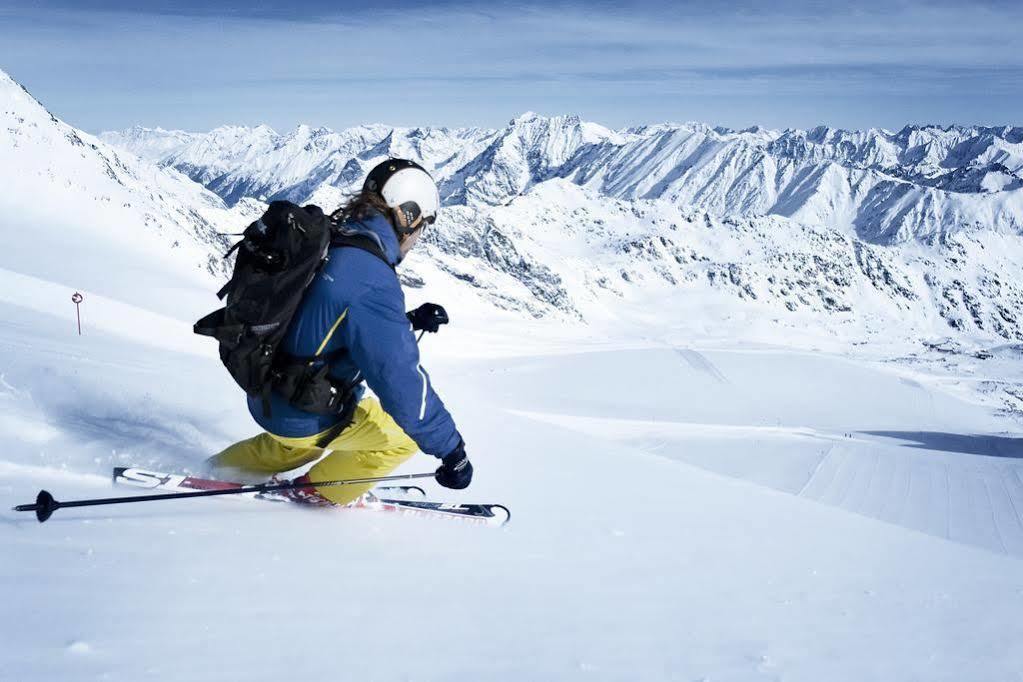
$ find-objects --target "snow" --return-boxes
[3,289,1023,680]
[3,66,1023,680]
[0,70,241,309]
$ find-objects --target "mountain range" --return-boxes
[99,113,1023,348]
[0,66,1019,361]
[103,113,1023,245]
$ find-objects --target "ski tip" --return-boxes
[492,504,511,526]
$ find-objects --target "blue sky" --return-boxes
[1,0,1020,133]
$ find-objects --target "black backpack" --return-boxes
[194,200,386,419]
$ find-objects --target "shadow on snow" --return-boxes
[863,430,1023,458]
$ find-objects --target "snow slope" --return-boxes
[3,279,1023,681]
[1,69,261,312]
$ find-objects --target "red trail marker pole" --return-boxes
[71,292,83,335]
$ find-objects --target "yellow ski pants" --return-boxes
[207,397,419,505]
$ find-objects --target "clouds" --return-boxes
[1,0,1020,132]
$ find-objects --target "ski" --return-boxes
[113,466,254,495]
[371,498,510,526]
[112,467,508,526]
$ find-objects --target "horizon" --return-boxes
[2,1,1021,134]
[103,116,1022,138]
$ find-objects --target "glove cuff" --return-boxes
[441,439,466,465]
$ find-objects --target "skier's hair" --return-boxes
[330,188,392,226]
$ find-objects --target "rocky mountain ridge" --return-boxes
[103,114,1023,245]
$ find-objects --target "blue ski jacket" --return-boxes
[247,210,462,458]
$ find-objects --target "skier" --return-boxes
[205,159,472,506]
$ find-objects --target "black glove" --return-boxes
[435,441,473,490]
[407,303,449,334]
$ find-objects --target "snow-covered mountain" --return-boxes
[101,125,203,163]
[421,182,1023,353]
[102,114,1023,350]
[566,122,1023,244]
[103,122,500,209]
[103,114,1023,245]
[1,69,264,311]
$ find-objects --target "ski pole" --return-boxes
[12,472,436,524]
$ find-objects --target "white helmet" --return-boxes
[363,158,440,234]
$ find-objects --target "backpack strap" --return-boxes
[331,232,394,270]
